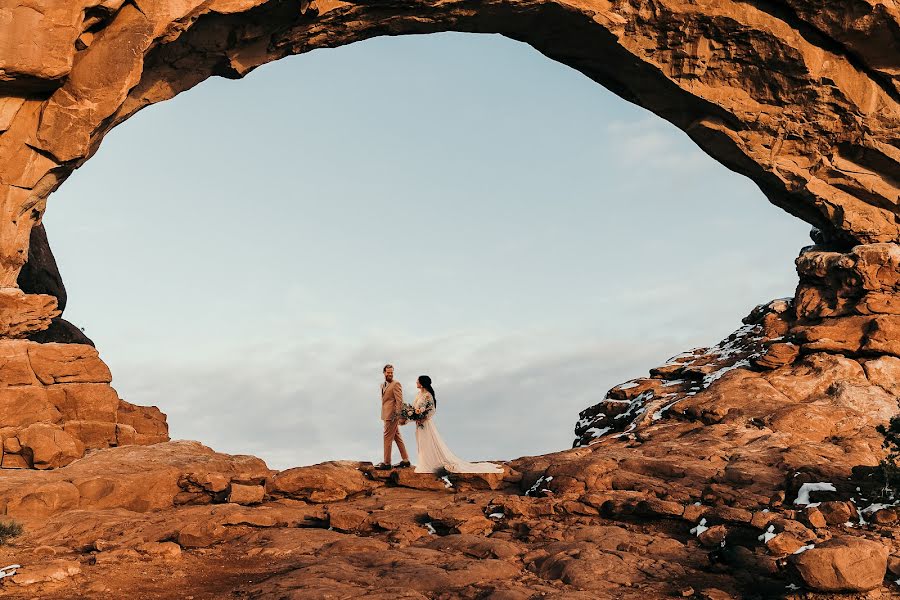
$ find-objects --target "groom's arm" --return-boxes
[393,382,404,414]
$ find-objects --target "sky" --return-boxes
[43,33,810,469]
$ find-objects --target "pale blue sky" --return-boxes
[45,33,809,468]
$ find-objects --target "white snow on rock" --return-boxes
[860,502,893,515]
[794,482,836,507]
[526,475,553,497]
[0,565,20,580]
[585,427,612,441]
[652,399,683,421]
[689,519,708,536]
[758,525,776,543]
[703,358,751,387]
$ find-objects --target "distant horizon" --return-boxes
[45,32,810,470]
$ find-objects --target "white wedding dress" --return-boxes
[412,391,503,474]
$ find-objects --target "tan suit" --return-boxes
[381,380,409,465]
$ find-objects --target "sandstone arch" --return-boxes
[3,6,900,595]
[0,0,899,295]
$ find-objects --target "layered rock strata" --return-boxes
[0,340,168,469]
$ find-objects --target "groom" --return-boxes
[377,364,411,470]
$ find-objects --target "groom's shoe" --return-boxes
[395,461,411,469]
[375,462,392,471]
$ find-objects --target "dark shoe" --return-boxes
[375,462,392,470]
[395,461,411,469]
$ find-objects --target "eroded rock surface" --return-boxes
[0,275,897,596]
[0,340,168,469]
[0,1,899,598]
[0,0,899,289]
[0,430,894,599]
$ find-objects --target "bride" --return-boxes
[407,375,503,474]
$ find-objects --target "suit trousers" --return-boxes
[383,418,409,464]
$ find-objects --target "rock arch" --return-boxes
[2,7,900,596]
[0,0,898,291]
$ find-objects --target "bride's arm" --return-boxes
[421,393,435,416]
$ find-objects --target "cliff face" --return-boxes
[0,0,899,597]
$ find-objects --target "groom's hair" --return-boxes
[383,364,393,373]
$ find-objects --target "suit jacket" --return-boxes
[381,380,403,421]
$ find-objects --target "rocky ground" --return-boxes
[0,441,893,599]
[0,289,898,599]
[0,242,898,599]
[1,247,899,598]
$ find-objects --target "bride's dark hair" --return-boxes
[418,375,436,408]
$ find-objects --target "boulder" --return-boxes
[115,400,168,444]
[268,461,380,503]
[790,536,888,592]
[427,505,494,536]
[447,469,507,491]
[697,525,727,548]
[817,502,857,526]
[327,506,368,532]
[177,521,228,548]
[751,342,800,370]
[765,533,806,556]
[136,541,182,559]
[392,468,455,492]
[227,483,265,505]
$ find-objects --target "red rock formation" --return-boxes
[0,0,897,288]
[0,0,899,597]
[0,340,168,468]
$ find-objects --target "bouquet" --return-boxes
[398,401,433,428]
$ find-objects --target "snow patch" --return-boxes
[526,475,553,497]
[652,398,683,421]
[703,358,751,387]
[758,525,776,543]
[860,503,893,515]
[689,518,708,536]
[585,427,612,440]
[794,482,836,507]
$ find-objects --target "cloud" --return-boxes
[111,330,682,470]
